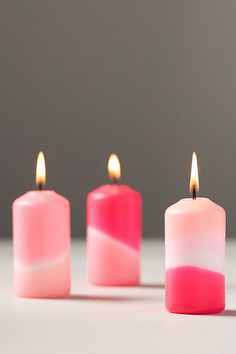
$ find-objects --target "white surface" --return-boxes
[1,239,236,354]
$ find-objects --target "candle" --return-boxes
[165,152,226,314]
[12,152,71,298]
[87,154,142,286]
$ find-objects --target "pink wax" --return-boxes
[87,184,142,285]
[13,191,71,298]
[166,266,225,314]
[165,197,226,314]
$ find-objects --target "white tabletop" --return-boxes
[1,239,236,354]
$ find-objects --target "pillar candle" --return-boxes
[165,152,225,314]
[12,152,71,298]
[87,154,142,286]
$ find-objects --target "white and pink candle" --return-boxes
[12,152,71,298]
[165,152,225,314]
[86,154,142,286]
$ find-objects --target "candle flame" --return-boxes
[108,154,121,181]
[36,151,46,187]
[189,152,199,197]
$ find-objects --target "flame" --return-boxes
[108,154,121,181]
[189,152,199,194]
[36,151,46,186]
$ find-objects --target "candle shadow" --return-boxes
[211,309,236,317]
[139,283,165,289]
[61,294,158,302]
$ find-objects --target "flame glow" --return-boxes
[36,151,46,186]
[108,154,121,180]
[189,151,199,194]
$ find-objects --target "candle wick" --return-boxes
[192,186,197,200]
[111,178,119,184]
[37,183,43,191]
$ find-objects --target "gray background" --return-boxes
[1,1,236,239]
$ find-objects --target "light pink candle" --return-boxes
[165,153,226,314]
[12,152,70,298]
[87,154,142,286]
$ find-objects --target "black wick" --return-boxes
[111,177,119,184]
[37,183,43,191]
[192,185,197,200]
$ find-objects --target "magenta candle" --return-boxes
[86,154,142,286]
[165,153,226,314]
[12,152,71,298]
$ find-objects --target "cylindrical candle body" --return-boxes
[13,191,71,298]
[165,198,225,314]
[87,184,142,285]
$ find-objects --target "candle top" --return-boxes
[88,184,141,200]
[166,197,225,215]
[13,190,69,207]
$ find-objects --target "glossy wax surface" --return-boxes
[165,197,226,314]
[13,190,71,298]
[87,184,142,285]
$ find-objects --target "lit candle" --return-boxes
[165,152,226,314]
[12,152,71,298]
[87,154,142,286]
